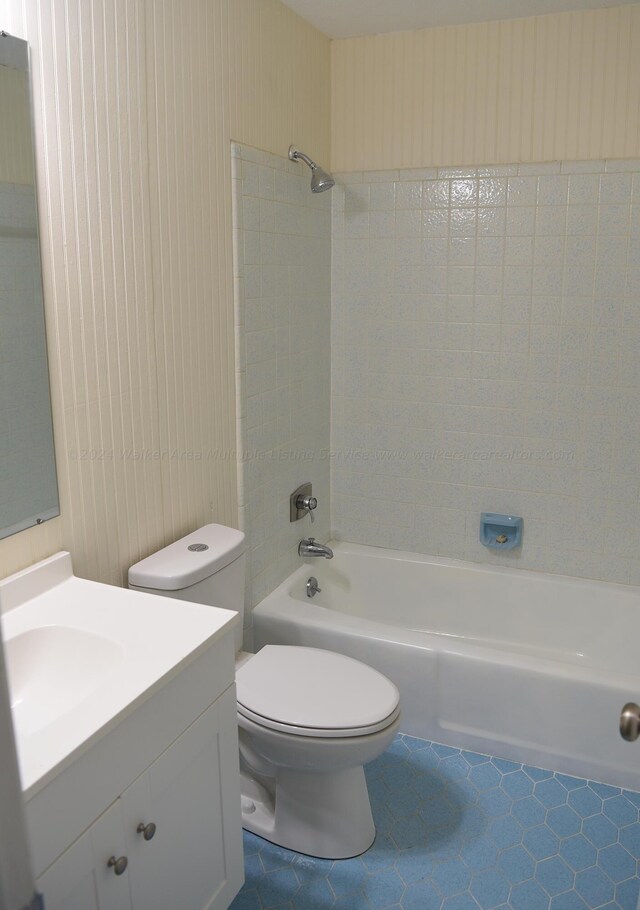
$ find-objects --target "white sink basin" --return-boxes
[0,552,239,795]
[5,625,125,737]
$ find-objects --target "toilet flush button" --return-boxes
[188,543,209,552]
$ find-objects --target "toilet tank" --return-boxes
[128,524,245,652]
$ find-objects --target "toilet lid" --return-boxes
[236,645,400,737]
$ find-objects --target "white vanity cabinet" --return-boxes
[36,687,241,910]
[122,688,240,910]
[36,799,129,910]
[0,551,244,910]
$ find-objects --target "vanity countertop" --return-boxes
[0,552,239,797]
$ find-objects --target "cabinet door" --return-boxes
[37,799,132,910]
[122,687,243,910]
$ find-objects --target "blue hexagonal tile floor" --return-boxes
[230,735,640,910]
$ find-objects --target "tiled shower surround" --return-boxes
[233,144,331,618]
[331,161,640,585]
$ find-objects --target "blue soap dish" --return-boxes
[480,513,523,550]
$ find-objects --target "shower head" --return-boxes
[310,165,335,194]
[288,145,335,193]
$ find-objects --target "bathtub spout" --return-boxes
[299,537,333,559]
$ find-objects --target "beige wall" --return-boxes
[0,0,330,584]
[331,5,640,172]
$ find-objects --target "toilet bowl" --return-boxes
[128,524,401,859]
[236,644,400,858]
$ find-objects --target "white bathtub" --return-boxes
[252,541,640,790]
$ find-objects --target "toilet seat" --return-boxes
[236,645,400,738]
[237,702,401,738]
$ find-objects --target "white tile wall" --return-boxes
[233,144,331,626]
[332,160,640,585]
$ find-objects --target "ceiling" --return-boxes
[280,0,640,38]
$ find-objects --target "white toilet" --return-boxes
[129,523,401,859]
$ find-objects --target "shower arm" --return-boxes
[289,147,318,171]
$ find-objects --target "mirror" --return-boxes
[0,33,59,540]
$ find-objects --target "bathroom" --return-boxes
[1,0,640,908]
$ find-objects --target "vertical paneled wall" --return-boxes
[331,5,640,172]
[0,0,330,583]
[227,1,330,166]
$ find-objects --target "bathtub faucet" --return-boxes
[298,537,333,559]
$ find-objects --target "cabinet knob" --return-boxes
[107,855,128,876]
[137,821,157,841]
[620,703,640,741]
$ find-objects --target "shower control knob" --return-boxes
[290,483,318,523]
[296,493,317,523]
[620,703,640,741]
